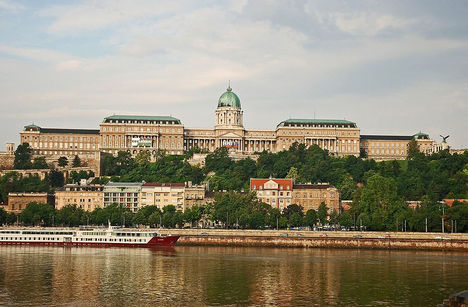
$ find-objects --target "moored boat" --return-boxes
[0,225,180,248]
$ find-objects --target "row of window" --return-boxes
[76,238,146,242]
[114,232,156,237]
[369,149,405,155]
[0,237,147,243]
[23,231,74,235]
[62,198,100,203]
[34,150,94,157]
[23,135,97,142]
[279,130,358,136]
[261,198,291,204]
[1,237,61,241]
[142,192,180,197]
[283,123,356,128]
[102,141,182,149]
[104,193,139,197]
[252,185,291,190]
[102,126,182,133]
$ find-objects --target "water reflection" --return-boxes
[0,246,467,306]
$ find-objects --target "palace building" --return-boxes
[17,85,440,165]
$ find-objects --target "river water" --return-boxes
[0,246,467,306]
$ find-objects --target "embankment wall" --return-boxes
[154,229,468,251]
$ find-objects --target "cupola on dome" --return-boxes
[218,86,241,108]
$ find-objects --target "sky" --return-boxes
[0,0,467,149]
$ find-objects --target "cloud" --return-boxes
[0,0,25,12]
[0,45,74,63]
[328,12,414,36]
[37,0,200,34]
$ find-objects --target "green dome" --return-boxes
[218,86,241,108]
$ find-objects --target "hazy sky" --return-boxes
[1,0,467,149]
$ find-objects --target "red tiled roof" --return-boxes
[250,178,293,191]
[341,203,352,211]
[443,199,468,207]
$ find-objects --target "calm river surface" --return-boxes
[0,246,467,306]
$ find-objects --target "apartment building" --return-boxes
[292,183,340,213]
[250,178,293,211]
[55,184,104,211]
[103,182,142,213]
[140,183,185,211]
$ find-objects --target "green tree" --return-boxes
[0,207,7,225]
[338,176,356,200]
[14,143,32,169]
[72,155,81,167]
[317,202,328,225]
[338,211,353,229]
[148,211,162,227]
[286,167,299,182]
[135,151,151,165]
[184,205,203,227]
[249,211,266,229]
[56,205,84,226]
[58,156,68,167]
[205,147,232,173]
[289,212,303,227]
[359,148,368,159]
[407,138,420,160]
[329,210,339,226]
[355,173,404,230]
[278,216,288,228]
[304,209,317,228]
[19,202,55,226]
[122,211,133,226]
[47,170,64,187]
[133,210,148,225]
[446,200,468,232]
[32,157,49,169]
[172,211,185,228]
[282,204,304,219]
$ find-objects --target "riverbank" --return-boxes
[156,229,468,251]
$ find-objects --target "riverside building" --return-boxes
[140,183,185,211]
[291,183,340,213]
[250,178,294,211]
[55,184,104,211]
[16,85,440,165]
[250,179,341,213]
[7,192,55,214]
[103,182,143,213]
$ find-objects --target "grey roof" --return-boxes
[104,115,181,124]
[41,128,100,135]
[277,118,357,128]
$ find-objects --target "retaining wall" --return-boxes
[154,229,468,251]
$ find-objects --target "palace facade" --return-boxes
[18,86,440,163]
